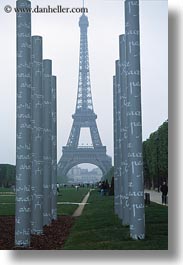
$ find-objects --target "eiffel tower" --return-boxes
[57,10,112,178]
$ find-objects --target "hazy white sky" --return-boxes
[0,0,168,166]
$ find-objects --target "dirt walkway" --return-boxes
[72,190,91,217]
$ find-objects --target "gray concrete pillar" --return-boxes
[125,0,145,240]
[119,34,129,225]
[31,36,43,234]
[115,60,123,220]
[43,59,52,226]
[15,0,32,247]
[51,76,57,220]
[113,75,118,215]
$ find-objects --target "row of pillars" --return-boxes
[15,0,57,247]
[113,0,145,240]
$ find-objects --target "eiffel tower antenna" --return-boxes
[82,0,85,14]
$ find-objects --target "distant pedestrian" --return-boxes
[160,181,168,205]
[109,177,114,196]
[100,181,105,196]
[105,180,109,196]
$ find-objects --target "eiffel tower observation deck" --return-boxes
[57,10,112,178]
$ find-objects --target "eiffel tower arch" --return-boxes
[57,12,112,178]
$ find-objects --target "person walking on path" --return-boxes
[160,181,168,205]
[105,180,110,196]
[100,181,105,196]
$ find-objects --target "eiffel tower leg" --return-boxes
[43,60,52,226]
[90,121,102,146]
[125,0,145,240]
[31,36,44,234]
[67,122,80,147]
[15,0,32,247]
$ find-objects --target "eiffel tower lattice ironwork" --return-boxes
[57,12,112,177]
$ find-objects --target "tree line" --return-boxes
[0,164,16,188]
[143,120,168,190]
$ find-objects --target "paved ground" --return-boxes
[57,202,89,205]
[145,189,168,206]
[72,191,91,217]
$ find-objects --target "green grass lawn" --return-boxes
[0,187,89,216]
[58,187,89,203]
[0,188,14,193]
[0,188,15,215]
[63,190,168,250]
[57,187,90,216]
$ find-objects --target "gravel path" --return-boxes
[72,191,91,217]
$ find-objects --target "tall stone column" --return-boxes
[51,76,57,220]
[125,0,145,239]
[31,36,43,234]
[43,60,52,226]
[113,75,118,215]
[119,34,129,225]
[115,60,123,220]
[15,0,32,247]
